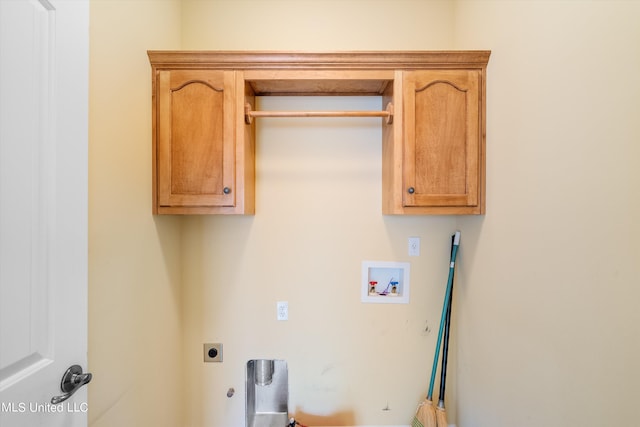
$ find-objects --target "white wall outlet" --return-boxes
[277,301,288,320]
[408,237,420,256]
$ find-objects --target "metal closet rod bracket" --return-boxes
[244,102,394,125]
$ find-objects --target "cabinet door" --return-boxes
[157,70,235,208]
[403,70,481,209]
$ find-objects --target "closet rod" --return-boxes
[244,103,393,124]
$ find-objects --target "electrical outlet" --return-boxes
[277,301,288,321]
[408,237,420,256]
[204,343,223,362]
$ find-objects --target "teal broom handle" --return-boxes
[427,231,460,399]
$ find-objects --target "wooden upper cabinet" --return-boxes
[153,68,254,214]
[149,51,489,215]
[401,70,483,213]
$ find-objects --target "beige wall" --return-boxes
[180,0,454,50]
[88,1,640,427]
[88,1,183,427]
[454,2,640,426]
[180,2,458,426]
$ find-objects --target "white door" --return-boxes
[0,1,89,426]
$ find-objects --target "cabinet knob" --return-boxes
[223,187,231,194]
[407,187,415,194]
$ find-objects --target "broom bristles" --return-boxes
[411,399,436,427]
[435,405,448,427]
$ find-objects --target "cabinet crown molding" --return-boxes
[148,50,491,70]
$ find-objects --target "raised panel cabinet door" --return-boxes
[157,69,235,208]
[403,70,481,208]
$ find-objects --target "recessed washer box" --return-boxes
[361,261,410,304]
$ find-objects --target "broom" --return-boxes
[436,234,457,427]
[412,231,460,427]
